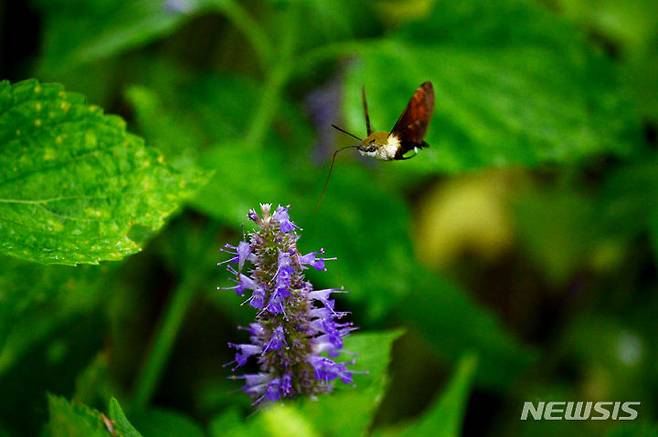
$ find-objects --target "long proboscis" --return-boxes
[316,145,359,210]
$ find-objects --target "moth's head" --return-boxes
[357,131,388,155]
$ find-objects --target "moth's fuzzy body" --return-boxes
[357,132,401,160]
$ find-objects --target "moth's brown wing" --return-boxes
[389,81,434,154]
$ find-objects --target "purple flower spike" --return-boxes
[220,204,355,404]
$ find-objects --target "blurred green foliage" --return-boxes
[0,0,657,435]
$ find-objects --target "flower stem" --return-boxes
[131,275,198,411]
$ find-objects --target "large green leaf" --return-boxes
[341,0,637,173]
[0,80,204,265]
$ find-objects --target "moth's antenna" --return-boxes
[316,145,359,210]
[361,86,372,135]
[331,124,362,142]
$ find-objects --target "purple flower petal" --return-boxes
[263,326,286,352]
[228,343,262,367]
[273,205,297,233]
[249,287,266,309]
[236,274,257,296]
[300,250,336,271]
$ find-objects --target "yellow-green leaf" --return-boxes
[0,80,204,265]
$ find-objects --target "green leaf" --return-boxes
[0,80,204,265]
[35,0,229,74]
[130,408,204,437]
[108,398,143,437]
[342,0,638,173]
[398,270,536,390]
[47,395,107,437]
[387,355,477,437]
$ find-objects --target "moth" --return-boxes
[317,81,435,207]
[333,81,434,161]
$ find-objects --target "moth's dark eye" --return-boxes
[368,146,377,152]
